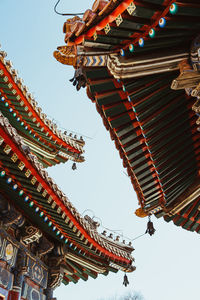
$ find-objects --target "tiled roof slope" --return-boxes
[56,0,200,53]
[0,110,135,285]
[0,48,85,168]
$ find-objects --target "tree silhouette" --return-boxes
[120,291,145,300]
[98,291,145,300]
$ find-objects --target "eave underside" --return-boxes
[85,65,200,233]
[0,111,134,286]
[0,56,84,168]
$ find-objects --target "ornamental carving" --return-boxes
[171,35,200,133]
[0,196,25,227]
[191,34,200,71]
[37,236,54,257]
[21,226,42,245]
[32,263,43,284]
[53,46,77,66]
[48,268,64,290]
[63,16,81,33]
[46,248,66,289]
[84,215,100,229]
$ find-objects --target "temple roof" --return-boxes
[54,1,200,233]
[83,66,200,233]
[0,49,85,168]
[0,110,135,285]
[55,0,200,65]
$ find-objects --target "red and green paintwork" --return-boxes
[54,0,200,233]
[0,56,84,168]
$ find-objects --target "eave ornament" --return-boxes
[53,45,77,67]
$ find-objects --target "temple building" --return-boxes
[54,0,200,233]
[0,48,135,300]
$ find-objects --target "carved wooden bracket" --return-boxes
[171,59,200,90]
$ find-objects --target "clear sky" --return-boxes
[1,1,200,300]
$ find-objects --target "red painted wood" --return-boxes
[8,290,20,300]
[0,62,80,154]
[0,126,131,264]
[69,0,133,45]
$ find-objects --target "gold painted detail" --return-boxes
[51,201,56,209]
[65,216,69,223]
[93,31,98,41]
[135,207,148,218]
[69,221,73,228]
[192,83,200,98]
[31,176,37,185]
[42,190,47,197]
[3,76,8,82]
[104,23,111,34]
[18,161,25,170]
[12,89,17,94]
[171,60,199,90]
[47,196,52,204]
[11,153,18,162]
[0,136,4,145]
[61,212,66,219]
[53,45,77,67]
[57,207,61,214]
[5,243,14,260]
[25,169,31,178]
[72,226,77,232]
[127,2,136,15]
[37,183,42,192]
[4,144,12,154]
[171,69,200,89]
[116,14,123,26]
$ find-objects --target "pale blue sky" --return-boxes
[1,1,200,300]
